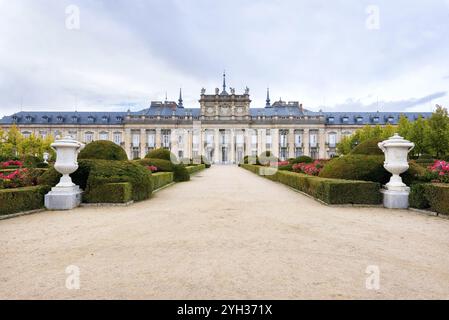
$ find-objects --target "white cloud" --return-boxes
[0,0,448,117]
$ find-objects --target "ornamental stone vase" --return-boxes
[45,136,85,210]
[378,133,415,209]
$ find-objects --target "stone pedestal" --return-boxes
[45,185,83,210]
[381,188,410,209]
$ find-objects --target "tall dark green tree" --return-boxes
[408,116,429,157]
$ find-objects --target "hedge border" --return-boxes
[0,185,50,216]
[241,164,381,205]
[186,164,206,175]
[84,182,133,204]
[151,172,174,191]
[410,183,449,215]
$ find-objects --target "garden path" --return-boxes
[1,165,449,299]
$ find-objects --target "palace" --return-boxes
[0,74,432,163]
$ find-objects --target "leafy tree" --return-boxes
[426,105,449,158]
[408,116,430,157]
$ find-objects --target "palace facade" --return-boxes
[0,75,432,163]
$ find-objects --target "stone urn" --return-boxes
[378,133,415,209]
[45,136,85,210]
[43,152,49,164]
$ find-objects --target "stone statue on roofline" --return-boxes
[230,87,235,94]
[215,88,220,95]
[245,86,250,95]
[201,88,206,95]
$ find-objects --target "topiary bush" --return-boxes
[350,138,384,156]
[319,155,390,184]
[23,155,41,168]
[145,148,176,162]
[289,156,313,164]
[172,164,190,182]
[424,183,449,215]
[38,160,152,202]
[78,140,128,161]
[409,183,430,209]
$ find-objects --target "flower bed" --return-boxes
[1,160,23,169]
[0,168,47,189]
[241,164,381,205]
[427,160,449,183]
[292,160,326,176]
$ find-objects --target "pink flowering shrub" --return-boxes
[427,160,449,183]
[147,165,158,173]
[272,161,290,167]
[292,160,326,176]
[1,160,23,168]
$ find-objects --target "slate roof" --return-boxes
[0,104,432,126]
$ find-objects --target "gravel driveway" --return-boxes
[1,166,449,299]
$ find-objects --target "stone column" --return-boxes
[319,128,326,159]
[170,129,178,157]
[214,128,220,164]
[272,128,279,158]
[257,129,263,155]
[244,129,251,156]
[230,128,236,164]
[260,129,266,154]
[288,129,295,159]
[140,128,146,158]
[124,128,132,159]
[155,128,162,148]
[303,128,310,157]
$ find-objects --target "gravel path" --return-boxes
[1,166,449,299]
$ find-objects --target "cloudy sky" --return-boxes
[0,0,448,117]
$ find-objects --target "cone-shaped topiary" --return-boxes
[350,138,384,156]
[145,148,177,162]
[78,140,128,161]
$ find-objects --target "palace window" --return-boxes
[99,132,109,140]
[147,130,156,148]
[22,131,32,138]
[132,132,140,147]
[84,132,94,143]
[328,132,337,148]
[161,129,171,149]
[68,131,77,139]
[294,130,302,147]
[113,132,122,145]
[279,130,288,148]
[309,132,318,148]
[39,131,47,139]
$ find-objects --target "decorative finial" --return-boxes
[223,70,226,93]
[178,88,183,106]
[266,88,271,106]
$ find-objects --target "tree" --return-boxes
[426,105,449,158]
[408,116,429,157]
[398,115,411,138]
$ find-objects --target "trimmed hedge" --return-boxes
[145,148,176,161]
[0,186,50,215]
[319,155,426,185]
[410,183,449,215]
[241,164,381,205]
[351,138,384,156]
[79,140,128,161]
[173,164,190,182]
[186,164,206,175]
[85,182,132,204]
[289,156,313,164]
[38,160,153,203]
[151,172,174,190]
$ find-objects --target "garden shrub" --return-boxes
[39,160,152,202]
[173,164,190,182]
[351,138,384,156]
[186,164,206,175]
[36,162,50,168]
[85,182,132,204]
[240,164,381,205]
[409,184,430,209]
[424,184,449,215]
[23,155,41,168]
[85,160,152,202]
[278,164,293,171]
[151,172,174,190]
[145,148,176,162]
[78,140,128,161]
[136,158,175,172]
[289,156,313,164]
[319,155,390,184]
[0,185,50,215]
[240,155,259,166]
